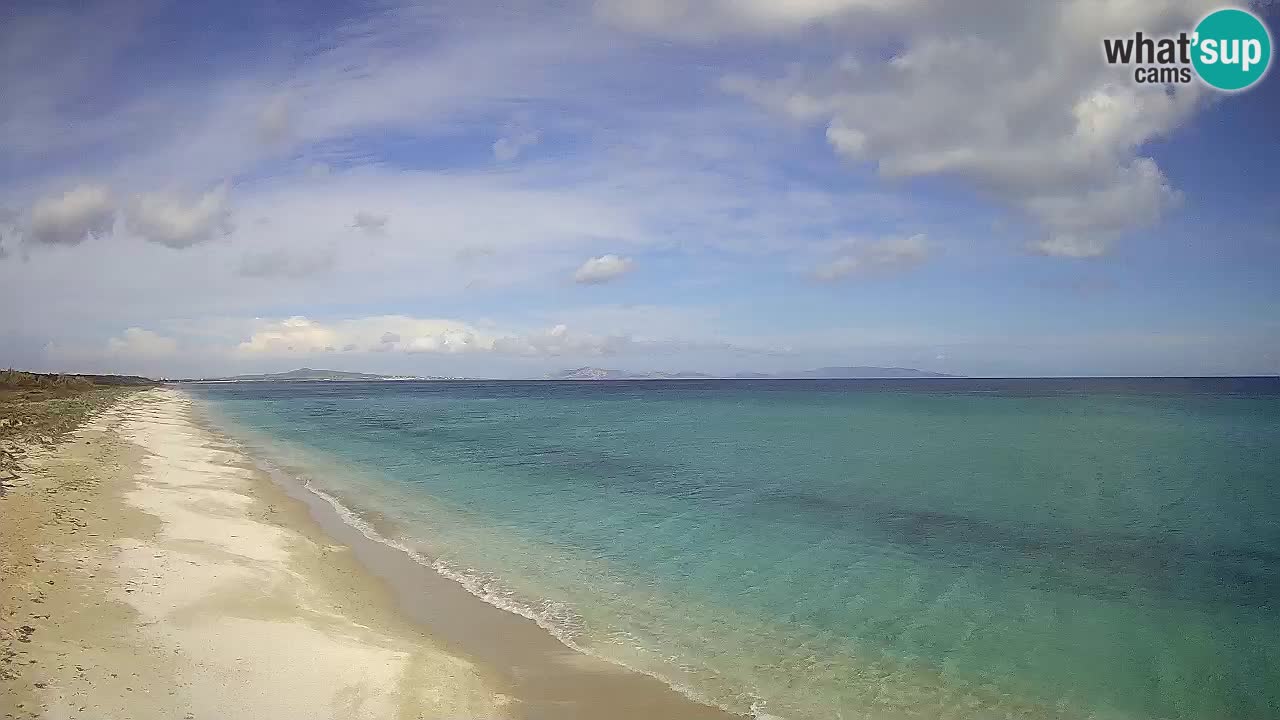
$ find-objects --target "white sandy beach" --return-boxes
[2,388,512,719]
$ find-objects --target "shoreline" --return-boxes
[187,389,744,720]
[252,451,744,720]
[2,387,741,719]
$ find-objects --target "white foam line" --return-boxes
[298,478,770,718]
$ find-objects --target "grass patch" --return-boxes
[0,371,157,492]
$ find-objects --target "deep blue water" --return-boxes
[187,378,1280,719]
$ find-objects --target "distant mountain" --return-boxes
[546,367,632,380]
[547,366,958,380]
[546,367,714,380]
[781,366,958,379]
[642,370,716,380]
[192,368,450,382]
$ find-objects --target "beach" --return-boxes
[1,388,735,720]
[5,380,1277,720]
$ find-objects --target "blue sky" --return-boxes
[1,0,1277,378]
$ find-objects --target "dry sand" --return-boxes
[2,388,510,720]
[2,387,740,720]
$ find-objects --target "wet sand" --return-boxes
[1,387,740,719]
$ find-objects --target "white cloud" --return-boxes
[237,315,489,355]
[709,0,1225,255]
[352,211,388,235]
[404,332,484,354]
[126,184,233,248]
[574,254,634,284]
[814,234,929,281]
[1025,158,1180,258]
[236,316,343,354]
[26,184,116,246]
[106,327,177,356]
[235,314,639,358]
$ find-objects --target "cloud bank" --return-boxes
[709,0,1221,256]
[236,315,635,358]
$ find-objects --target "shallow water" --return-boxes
[189,378,1280,719]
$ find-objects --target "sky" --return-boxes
[1,0,1278,379]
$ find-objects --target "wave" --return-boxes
[287,473,774,718]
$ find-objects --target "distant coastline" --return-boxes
[544,365,959,380]
[176,366,961,383]
[181,367,448,382]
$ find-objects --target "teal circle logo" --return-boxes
[1192,8,1271,91]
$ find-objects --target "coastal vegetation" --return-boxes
[0,371,155,495]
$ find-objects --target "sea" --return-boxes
[186,378,1280,720]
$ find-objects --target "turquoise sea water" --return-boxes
[189,379,1280,719]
